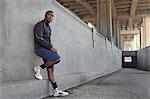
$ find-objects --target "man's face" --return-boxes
[45,12,54,23]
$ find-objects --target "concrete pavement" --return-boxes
[43,69,150,99]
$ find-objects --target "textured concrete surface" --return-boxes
[1,80,50,99]
[1,0,121,82]
[137,46,150,71]
[44,69,150,99]
[0,0,121,98]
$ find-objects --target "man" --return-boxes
[34,10,69,97]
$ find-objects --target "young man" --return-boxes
[34,10,69,97]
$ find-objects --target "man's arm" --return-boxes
[50,47,57,52]
[34,23,52,49]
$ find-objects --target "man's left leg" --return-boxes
[47,66,69,97]
[34,58,60,80]
[47,66,57,89]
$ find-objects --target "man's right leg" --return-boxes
[34,47,61,80]
[41,59,60,69]
[34,59,60,80]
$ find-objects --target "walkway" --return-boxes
[43,69,150,99]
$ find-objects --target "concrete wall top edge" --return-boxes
[53,0,115,46]
[52,0,91,30]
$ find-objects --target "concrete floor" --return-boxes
[43,69,150,99]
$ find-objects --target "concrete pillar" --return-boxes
[112,19,121,48]
[136,33,140,50]
[143,16,150,47]
[117,20,122,49]
[112,19,121,49]
[96,0,112,41]
[121,35,124,50]
[140,26,144,49]
[112,19,117,45]
[131,31,140,51]
[141,16,150,48]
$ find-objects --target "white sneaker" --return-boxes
[33,65,43,80]
[53,88,69,97]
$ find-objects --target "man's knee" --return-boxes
[55,59,60,64]
[46,59,60,69]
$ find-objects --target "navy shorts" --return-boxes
[35,47,60,61]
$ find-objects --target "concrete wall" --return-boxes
[0,0,3,97]
[0,0,122,99]
[0,0,2,80]
[137,46,150,71]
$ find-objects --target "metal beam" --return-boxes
[60,0,74,2]
[68,5,83,9]
[137,6,150,9]
[82,17,95,21]
[63,2,78,6]
[117,14,149,19]
[116,5,130,9]
[116,0,148,5]
[75,0,96,18]
[116,1,131,5]
[137,3,150,7]
[128,0,138,28]
[112,0,117,18]
[88,0,96,3]
[82,15,93,20]
[73,9,88,12]
[78,11,90,15]
[118,8,129,12]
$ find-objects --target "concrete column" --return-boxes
[96,0,112,41]
[112,19,117,45]
[143,16,150,47]
[141,16,150,48]
[132,33,140,51]
[96,0,100,33]
[117,19,122,49]
[136,33,140,50]
[114,19,122,49]
[112,19,120,47]
[121,35,124,50]
[140,26,144,49]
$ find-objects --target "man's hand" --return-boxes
[50,47,58,52]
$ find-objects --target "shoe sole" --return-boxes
[53,93,69,97]
[53,95,69,97]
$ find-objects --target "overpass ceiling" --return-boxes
[56,0,150,28]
